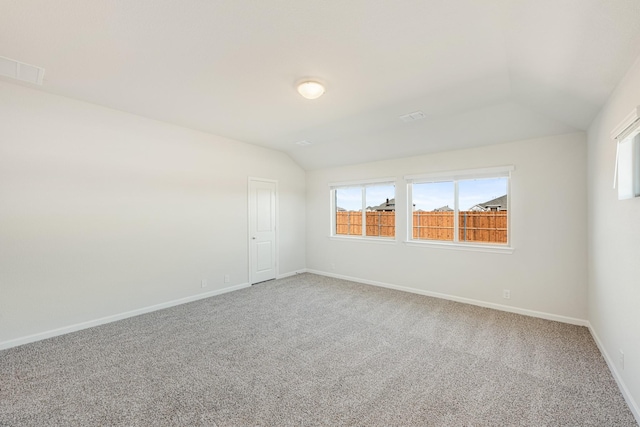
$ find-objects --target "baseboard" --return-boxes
[0,282,251,351]
[303,271,640,417]
[306,269,589,326]
[304,270,638,422]
[588,323,640,424]
[277,269,308,279]
[3,270,636,424]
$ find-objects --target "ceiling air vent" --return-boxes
[399,111,426,123]
[0,56,45,85]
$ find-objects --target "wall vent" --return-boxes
[399,111,426,123]
[0,56,45,85]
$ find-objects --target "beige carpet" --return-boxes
[0,273,637,426]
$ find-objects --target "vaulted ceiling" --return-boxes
[2,0,640,169]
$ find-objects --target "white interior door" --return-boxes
[249,179,277,284]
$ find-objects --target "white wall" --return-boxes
[587,55,640,418]
[0,81,306,345]
[306,133,588,322]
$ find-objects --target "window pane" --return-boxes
[458,177,508,244]
[335,187,362,235]
[365,185,395,237]
[412,182,454,241]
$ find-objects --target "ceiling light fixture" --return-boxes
[296,80,325,100]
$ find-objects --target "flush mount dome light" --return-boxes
[296,80,325,99]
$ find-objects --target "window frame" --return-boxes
[405,166,514,254]
[329,177,397,243]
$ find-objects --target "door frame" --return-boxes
[247,177,279,285]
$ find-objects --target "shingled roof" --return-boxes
[470,194,508,211]
[433,205,454,212]
[369,198,395,211]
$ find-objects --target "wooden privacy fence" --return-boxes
[336,211,395,237]
[336,211,508,243]
[413,211,507,243]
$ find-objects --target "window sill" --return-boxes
[329,236,398,245]
[403,240,514,254]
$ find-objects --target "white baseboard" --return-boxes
[304,270,639,421]
[0,282,250,351]
[588,324,640,425]
[3,270,637,424]
[277,269,308,279]
[306,269,589,326]
[305,270,640,420]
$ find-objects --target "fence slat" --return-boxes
[337,210,506,243]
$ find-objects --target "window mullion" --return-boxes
[361,187,366,237]
[453,180,459,243]
[407,183,413,241]
[331,189,336,236]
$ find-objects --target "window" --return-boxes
[407,167,512,248]
[331,179,396,239]
[411,181,454,241]
[612,106,640,200]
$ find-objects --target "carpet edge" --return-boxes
[0,282,250,351]
[588,323,640,426]
[306,269,589,326]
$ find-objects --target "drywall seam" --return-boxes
[0,282,250,351]
[306,269,589,326]
[588,323,640,425]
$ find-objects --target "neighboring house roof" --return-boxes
[433,205,454,212]
[469,194,508,211]
[370,198,395,211]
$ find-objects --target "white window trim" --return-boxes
[405,166,514,252]
[329,178,397,240]
[328,177,397,188]
[403,240,514,254]
[611,106,640,199]
[329,236,398,245]
[404,165,514,183]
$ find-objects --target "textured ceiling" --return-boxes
[2,0,640,169]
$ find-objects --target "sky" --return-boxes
[336,178,507,211]
[335,184,394,211]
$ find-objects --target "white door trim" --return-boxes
[247,177,279,284]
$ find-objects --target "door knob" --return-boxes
[252,237,256,240]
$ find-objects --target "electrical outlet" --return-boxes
[619,350,624,370]
[503,289,511,299]
[201,279,208,288]
[224,274,230,283]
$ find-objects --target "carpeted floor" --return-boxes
[0,273,637,426]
